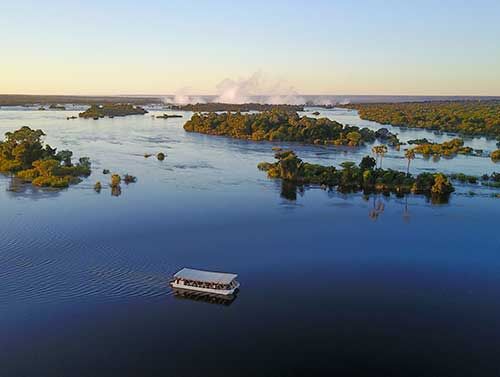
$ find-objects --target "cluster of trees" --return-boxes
[79,104,148,119]
[0,126,91,188]
[408,138,475,158]
[156,114,183,119]
[94,173,136,196]
[342,100,500,139]
[184,110,400,146]
[482,172,500,188]
[447,172,500,188]
[491,150,500,162]
[449,173,478,184]
[257,150,454,202]
[172,103,304,112]
[407,138,431,145]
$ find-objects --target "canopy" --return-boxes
[174,268,237,284]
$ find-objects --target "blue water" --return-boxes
[0,107,499,376]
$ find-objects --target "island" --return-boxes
[49,104,66,110]
[171,102,304,112]
[407,138,431,145]
[258,150,454,202]
[406,138,477,158]
[0,126,91,188]
[156,113,183,119]
[341,100,500,139]
[78,104,148,119]
[183,110,401,146]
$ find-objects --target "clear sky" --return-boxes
[1,0,499,96]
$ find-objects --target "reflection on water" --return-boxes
[171,287,238,306]
[368,196,386,221]
[402,195,411,223]
[111,185,122,197]
[6,176,63,200]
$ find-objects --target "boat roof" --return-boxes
[174,268,237,284]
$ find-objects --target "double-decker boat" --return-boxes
[170,268,240,296]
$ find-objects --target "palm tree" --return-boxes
[372,145,388,169]
[404,149,415,176]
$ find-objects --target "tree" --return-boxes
[111,174,121,188]
[56,150,73,167]
[491,149,500,162]
[359,155,376,170]
[404,149,415,176]
[431,173,454,198]
[346,131,362,146]
[0,126,46,171]
[372,145,388,168]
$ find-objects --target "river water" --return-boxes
[0,107,499,376]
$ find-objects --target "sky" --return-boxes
[1,0,499,96]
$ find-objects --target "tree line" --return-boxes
[342,100,500,140]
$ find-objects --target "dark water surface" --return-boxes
[0,108,499,376]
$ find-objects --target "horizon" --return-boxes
[2,0,499,96]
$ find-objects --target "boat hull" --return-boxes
[170,281,240,296]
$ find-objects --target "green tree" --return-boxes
[372,145,388,168]
[404,149,415,176]
[56,150,73,167]
[359,155,376,170]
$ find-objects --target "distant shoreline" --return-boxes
[0,94,163,106]
[2,94,500,107]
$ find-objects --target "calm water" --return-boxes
[1,107,499,376]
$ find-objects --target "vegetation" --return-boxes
[449,173,478,184]
[0,126,91,188]
[359,156,376,170]
[110,174,121,197]
[342,100,500,138]
[123,174,137,184]
[407,138,431,145]
[491,150,500,162]
[172,102,304,112]
[408,138,474,158]
[110,174,121,187]
[156,113,183,119]
[434,171,500,189]
[258,150,454,202]
[0,94,162,106]
[372,145,388,168]
[49,104,65,110]
[184,110,400,146]
[404,149,416,175]
[79,104,148,119]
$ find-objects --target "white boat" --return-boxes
[170,268,240,296]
